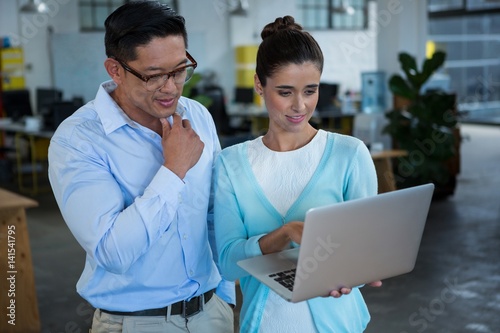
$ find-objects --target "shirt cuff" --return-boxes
[245,234,266,257]
[149,166,185,199]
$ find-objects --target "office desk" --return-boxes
[313,111,355,135]
[226,104,268,136]
[0,188,40,333]
[0,122,53,139]
[0,121,54,195]
[227,105,355,137]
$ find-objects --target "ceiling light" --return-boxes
[332,0,356,15]
[229,0,249,16]
[20,0,47,14]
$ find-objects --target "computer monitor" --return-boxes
[316,83,339,112]
[1,89,33,122]
[49,101,77,130]
[36,88,62,116]
[234,87,254,105]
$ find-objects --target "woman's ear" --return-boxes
[254,74,263,96]
[104,58,122,84]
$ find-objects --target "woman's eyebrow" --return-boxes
[274,83,319,89]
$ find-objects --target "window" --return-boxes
[295,0,368,30]
[428,0,500,16]
[79,0,178,31]
[428,2,500,116]
[428,0,463,13]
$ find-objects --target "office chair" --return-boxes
[204,85,235,135]
[203,85,252,147]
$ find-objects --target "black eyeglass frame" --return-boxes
[112,51,198,90]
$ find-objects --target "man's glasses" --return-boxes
[113,52,197,92]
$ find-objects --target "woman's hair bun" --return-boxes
[261,15,303,40]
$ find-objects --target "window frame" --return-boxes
[296,0,368,31]
[428,0,500,18]
[79,0,179,32]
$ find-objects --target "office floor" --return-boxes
[5,123,499,333]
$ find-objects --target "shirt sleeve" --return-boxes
[344,140,378,200]
[48,130,184,274]
[208,138,236,305]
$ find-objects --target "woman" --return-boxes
[214,16,381,332]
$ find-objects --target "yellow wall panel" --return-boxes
[1,47,25,90]
[235,45,258,88]
[235,45,258,64]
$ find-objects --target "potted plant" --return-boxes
[182,73,213,108]
[383,51,459,197]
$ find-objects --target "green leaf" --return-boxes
[399,53,418,79]
[182,73,203,98]
[389,75,416,100]
[399,52,423,91]
[192,95,213,108]
[421,51,446,84]
[181,73,214,108]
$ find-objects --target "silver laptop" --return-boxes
[237,183,435,303]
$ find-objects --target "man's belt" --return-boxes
[100,289,214,318]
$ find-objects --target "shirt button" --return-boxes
[178,193,182,203]
[183,234,187,240]
[189,270,194,276]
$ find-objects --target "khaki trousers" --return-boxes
[90,294,234,333]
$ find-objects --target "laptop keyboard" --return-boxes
[269,269,296,291]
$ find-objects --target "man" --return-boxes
[48,2,234,332]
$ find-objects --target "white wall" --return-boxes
[224,0,378,97]
[179,0,234,100]
[376,0,428,108]
[313,1,379,95]
[0,1,18,40]
[0,0,428,111]
[1,0,80,111]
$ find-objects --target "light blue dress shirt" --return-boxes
[48,81,234,311]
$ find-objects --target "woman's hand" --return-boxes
[367,280,383,288]
[282,221,304,244]
[329,287,352,298]
[259,221,304,255]
[329,281,382,298]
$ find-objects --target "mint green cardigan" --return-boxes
[214,132,378,333]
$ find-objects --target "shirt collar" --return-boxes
[95,81,133,135]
